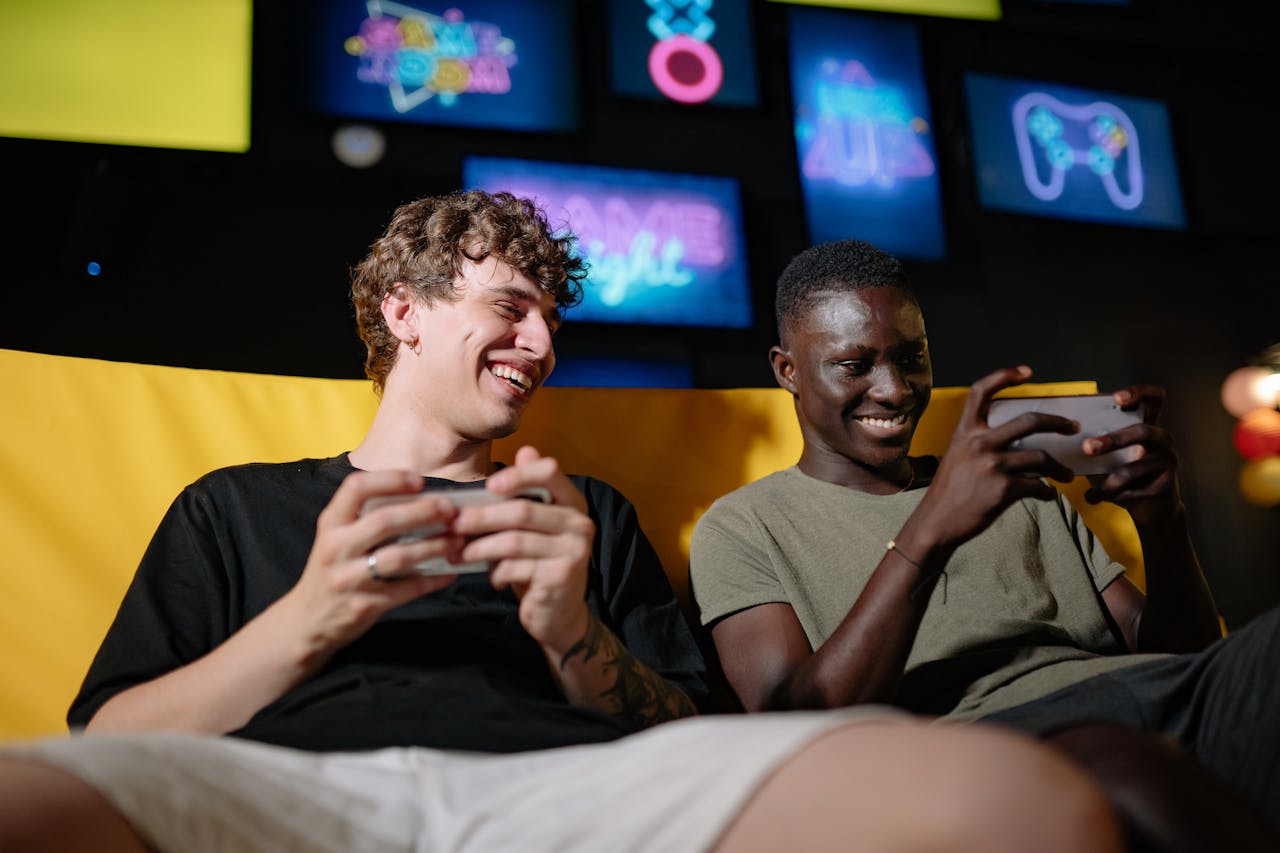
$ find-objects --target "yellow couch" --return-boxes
[0,348,1141,739]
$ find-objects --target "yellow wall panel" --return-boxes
[0,0,252,151]
[769,0,1001,21]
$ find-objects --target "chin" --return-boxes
[456,409,522,442]
[487,415,525,441]
[471,423,518,442]
[855,444,911,469]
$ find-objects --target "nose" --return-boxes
[515,312,555,364]
[867,363,910,405]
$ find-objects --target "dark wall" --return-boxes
[2,1,1276,625]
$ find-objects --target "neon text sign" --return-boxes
[345,1,518,112]
[799,59,936,189]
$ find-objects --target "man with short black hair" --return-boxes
[692,237,1280,851]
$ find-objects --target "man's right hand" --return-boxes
[284,470,466,664]
[913,366,1077,555]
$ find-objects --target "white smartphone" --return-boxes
[987,394,1143,476]
[360,485,551,575]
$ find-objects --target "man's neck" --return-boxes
[349,404,496,482]
[796,446,915,496]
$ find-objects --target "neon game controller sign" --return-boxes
[344,1,518,112]
[1012,92,1144,210]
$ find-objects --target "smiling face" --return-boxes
[396,255,561,442]
[771,286,932,491]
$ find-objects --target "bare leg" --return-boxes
[1047,723,1280,853]
[0,756,149,853]
[717,720,1123,853]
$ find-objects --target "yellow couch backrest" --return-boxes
[0,348,1141,738]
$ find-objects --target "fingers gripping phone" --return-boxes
[361,484,551,575]
[987,394,1143,476]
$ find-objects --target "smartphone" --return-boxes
[987,394,1142,476]
[360,484,551,575]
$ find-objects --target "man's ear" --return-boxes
[769,345,798,395]
[381,285,418,342]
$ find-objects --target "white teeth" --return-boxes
[490,364,533,391]
[857,414,907,429]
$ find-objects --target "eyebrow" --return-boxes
[494,284,562,327]
[827,336,928,356]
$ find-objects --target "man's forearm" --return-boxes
[552,615,697,729]
[86,594,327,734]
[773,532,945,711]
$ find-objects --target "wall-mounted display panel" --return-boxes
[1015,0,1127,5]
[768,0,1000,22]
[464,156,754,329]
[608,0,759,107]
[965,72,1185,229]
[546,355,695,387]
[304,0,577,132]
[789,8,946,260]
[0,0,252,152]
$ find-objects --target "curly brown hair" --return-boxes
[351,190,586,391]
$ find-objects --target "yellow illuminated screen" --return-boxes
[769,0,1000,20]
[0,0,252,152]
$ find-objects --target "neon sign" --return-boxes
[645,0,723,104]
[344,1,518,111]
[788,7,946,259]
[464,157,753,328]
[799,60,936,189]
[963,72,1185,229]
[1013,93,1143,210]
[563,196,725,305]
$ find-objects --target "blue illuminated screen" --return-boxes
[303,0,577,132]
[788,9,946,260]
[965,73,1185,229]
[545,356,695,388]
[463,157,754,329]
[608,0,759,107]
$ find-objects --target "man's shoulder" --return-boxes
[186,455,351,500]
[719,467,802,503]
[567,474,639,522]
[568,473,619,498]
[698,468,800,527]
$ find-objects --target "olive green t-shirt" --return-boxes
[690,466,1168,720]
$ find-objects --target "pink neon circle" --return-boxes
[648,34,723,104]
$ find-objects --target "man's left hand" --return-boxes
[450,445,594,654]
[1082,385,1185,528]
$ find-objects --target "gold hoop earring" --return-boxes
[409,338,421,355]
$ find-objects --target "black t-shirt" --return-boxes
[68,455,708,753]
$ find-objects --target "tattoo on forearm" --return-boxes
[559,616,697,729]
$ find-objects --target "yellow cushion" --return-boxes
[0,348,1140,738]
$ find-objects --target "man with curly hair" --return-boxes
[0,194,1124,853]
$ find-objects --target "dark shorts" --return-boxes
[982,603,1280,826]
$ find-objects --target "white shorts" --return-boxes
[11,708,904,853]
